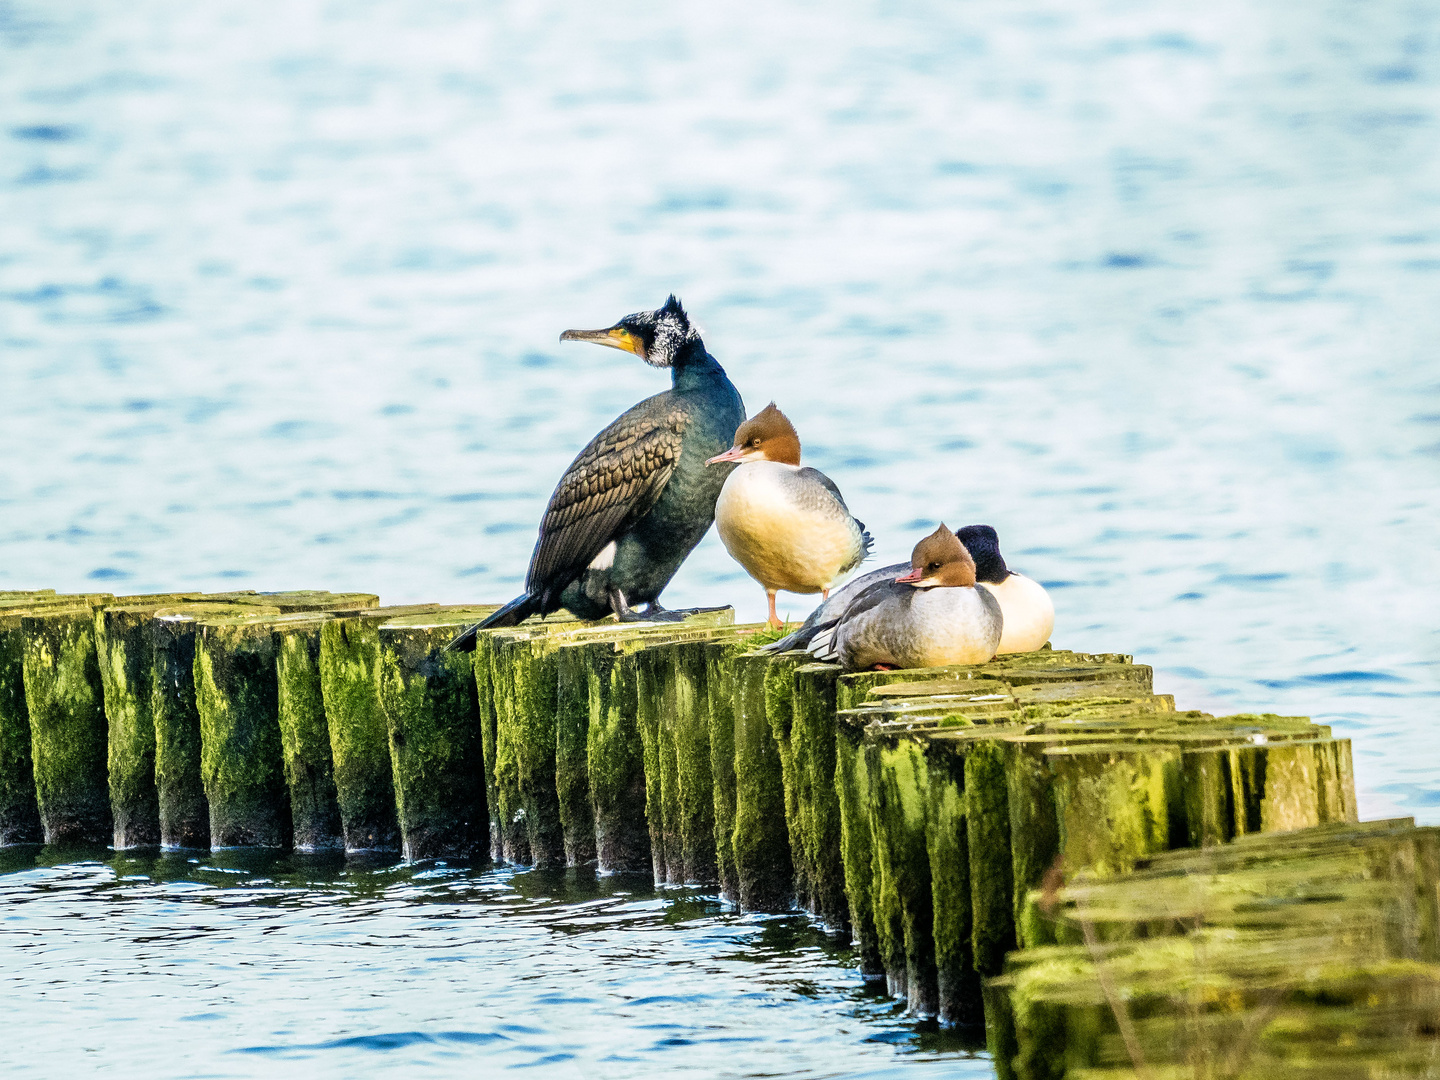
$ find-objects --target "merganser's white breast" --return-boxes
[986,572,1054,654]
[825,582,1003,671]
[715,460,867,594]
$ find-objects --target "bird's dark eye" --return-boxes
[751,438,761,447]
[928,562,941,571]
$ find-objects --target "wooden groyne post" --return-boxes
[4,586,1415,1071]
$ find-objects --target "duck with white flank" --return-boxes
[804,524,1003,670]
[450,296,745,650]
[764,523,1053,655]
[706,404,872,628]
[957,524,1054,653]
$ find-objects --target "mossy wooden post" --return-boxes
[150,613,209,848]
[1005,734,1063,949]
[194,614,290,848]
[93,598,208,849]
[1046,742,1183,878]
[633,647,672,882]
[706,639,743,902]
[671,639,718,885]
[793,663,848,933]
[318,611,415,853]
[554,642,598,867]
[960,729,1019,980]
[835,708,883,978]
[21,607,111,845]
[582,642,650,873]
[485,630,564,867]
[506,631,567,867]
[732,652,793,911]
[377,613,489,861]
[921,737,981,1028]
[275,613,343,851]
[480,630,531,865]
[762,652,810,910]
[866,731,937,1014]
[0,605,50,845]
[151,605,278,849]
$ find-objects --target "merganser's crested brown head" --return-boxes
[895,524,978,588]
[705,403,802,466]
[559,294,700,368]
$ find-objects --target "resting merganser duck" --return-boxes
[449,296,745,650]
[804,524,1003,671]
[706,404,872,628]
[764,523,1053,655]
[956,524,1053,653]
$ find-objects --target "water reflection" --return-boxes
[1,847,989,1076]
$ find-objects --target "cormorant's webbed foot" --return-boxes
[639,603,728,623]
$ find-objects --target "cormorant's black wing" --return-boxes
[525,393,688,604]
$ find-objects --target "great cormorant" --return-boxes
[450,296,745,650]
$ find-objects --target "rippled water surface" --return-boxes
[2,0,1438,1075]
[0,848,985,1076]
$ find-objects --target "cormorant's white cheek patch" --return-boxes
[588,542,617,572]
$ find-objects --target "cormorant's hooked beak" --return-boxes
[894,566,926,586]
[560,326,646,361]
[706,445,746,466]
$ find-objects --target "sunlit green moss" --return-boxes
[193,614,289,848]
[275,615,342,851]
[376,612,490,861]
[732,652,793,911]
[21,607,111,845]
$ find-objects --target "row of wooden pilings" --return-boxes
[1,588,1379,1076]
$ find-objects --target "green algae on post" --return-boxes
[731,652,794,911]
[318,613,410,852]
[275,613,343,851]
[479,629,530,864]
[194,614,290,848]
[553,643,598,867]
[93,598,212,849]
[582,641,650,872]
[150,604,281,849]
[706,639,744,901]
[0,611,44,845]
[920,737,983,1029]
[1046,741,1183,877]
[377,611,491,861]
[21,607,112,844]
[834,707,883,978]
[493,630,566,868]
[761,652,810,909]
[866,732,937,1014]
[792,663,849,932]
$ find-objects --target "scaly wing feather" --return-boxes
[526,394,688,605]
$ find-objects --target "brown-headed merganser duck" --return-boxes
[956,524,1053,653]
[764,523,1052,655]
[706,404,872,628]
[805,523,1003,671]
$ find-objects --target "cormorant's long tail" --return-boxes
[446,593,539,652]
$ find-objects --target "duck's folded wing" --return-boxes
[809,577,907,662]
[795,467,849,511]
[526,400,688,601]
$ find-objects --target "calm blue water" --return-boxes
[1,1,1437,1075]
